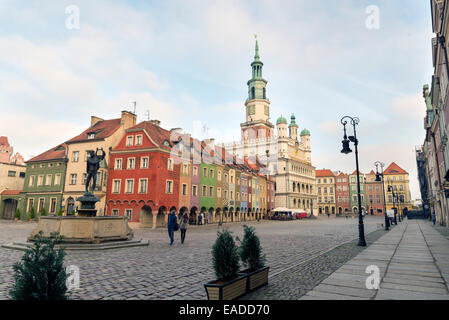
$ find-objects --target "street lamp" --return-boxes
[387,185,398,225]
[341,116,366,246]
[396,193,402,222]
[375,161,390,231]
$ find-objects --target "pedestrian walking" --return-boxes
[327,212,330,218]
[198,212,203,225]
[179,212,189,244]
[167,210,177,246]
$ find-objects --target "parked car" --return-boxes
[294,212,308,219]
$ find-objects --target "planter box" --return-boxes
[204,275,247,300]
[238,266,270,292]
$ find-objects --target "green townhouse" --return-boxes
[199,161,216,221]
[349,170,367,214]
[20,143,68,219]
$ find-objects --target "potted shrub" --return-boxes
[14,209,21,222]
[204,229,247,300]
[237,225,269,293]
[29,207,36,221]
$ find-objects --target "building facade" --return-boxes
[335,172,350,215]
[316,169,336,215]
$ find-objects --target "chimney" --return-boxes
[121,111,137,130]
[150,120,161,126]
[91,116,104,127]
[170,128,183,142]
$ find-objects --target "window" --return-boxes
[166,180,173,194]
[37,175,44,186]
[82,173,88,185]
[54,174,61,186]
[128,158,135,169]
[7,171,16,177]
[27,198,35,212]
[192,185,198,196]
[182,183,187,196]
[210,169,214,178]
[141,157,149,169]
[38,198,45,213]
[399,185,404,191]
[72,151,79,162]
[218,171,222,181]
[202,186,207,196]
[193,166,198,176]
[19,172,25,178]
[203,168,207,177]
[330,187,333,194]
[115,159,122,170]
[126,136,133,146]
[125,209,132,220]
[29,175,36,187]
[224,190,228,199]
[136,135,143,145]
[88,133,96,140]
[112,209,119,216]
[45,174,52,186]
[139,179,148,194]
[183,164,188,174]
[168,158,174,171]
[126,179,134,193]
[50,198,57,213]
[376,195,381,203]
[230,191,234,199]
[209,186,214,197]
[70,174,77,185]
[113,180,121,193]
[217,187,221,198]
[230,176,234,183]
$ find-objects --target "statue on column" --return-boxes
[85,148,106,194]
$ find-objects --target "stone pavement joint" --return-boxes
[301,220,449,300]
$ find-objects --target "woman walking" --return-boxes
[167,210,177,246]
[179,212,189,244]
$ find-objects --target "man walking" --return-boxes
[167,210,177,246]
[179,212,189,244]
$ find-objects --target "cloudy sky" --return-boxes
[0,0,434,199]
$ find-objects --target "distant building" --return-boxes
[316,169,336,215]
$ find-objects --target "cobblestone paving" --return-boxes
[241,225,389,300]
[432,221,449,239]
[0,216,383,300]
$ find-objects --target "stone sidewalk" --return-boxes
[300,220,449,300]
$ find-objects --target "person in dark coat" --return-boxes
[179,212,189,244]
[167,210,177,246]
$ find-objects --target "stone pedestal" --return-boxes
[29,216,134,243]
[76,192,99,217]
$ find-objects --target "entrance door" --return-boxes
[2,199,17,220]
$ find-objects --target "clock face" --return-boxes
[257,85,261,88]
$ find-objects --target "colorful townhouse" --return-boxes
[335,172,350,215]
[106,120,180,227]
[365,170,385,215]
[349,170,367,214]
[316,169,336,215]
[21,144,68,218]
[63,111,137,216]
[383,162,412,213]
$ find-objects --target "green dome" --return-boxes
[289,114,298,127]
[300,129,310,136]
[276,115,287,125]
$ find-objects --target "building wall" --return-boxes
[0,162,26,193]
[336,173,350,214]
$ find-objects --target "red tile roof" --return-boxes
[67,118,122,144]
[384,162,408,175]
[316,169,335,177]
[1,190,21,196]
[0,136,9,146]
[129,121,172,150]
[27,143,67,163]
[337,172,348,177]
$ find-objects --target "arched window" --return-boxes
[263,87,266,99]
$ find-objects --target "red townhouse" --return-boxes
[106,120,180,228]
[335,172,350,215]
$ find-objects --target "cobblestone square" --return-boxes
[0,216,383,300]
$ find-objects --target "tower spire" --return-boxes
[254,34,260,61]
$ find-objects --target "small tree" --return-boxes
[238,225,265,272]
[29,207,35,221]
[212,229,240,282]
[40,207,47,217]
[9,231,68,300]
[57,208,63,216]
[15,209,21,220]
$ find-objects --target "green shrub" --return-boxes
[212,229,240,282]
[40,207,47,217]
[237,225,265,272]
[9,231,68,300]
[29,207,35,221]
[57,208,63,216]
[15,209,21,220]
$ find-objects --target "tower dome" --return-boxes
[300,128,311,136]
[276,115,287,125]
[289,114,298,127]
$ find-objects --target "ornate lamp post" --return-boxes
[375,161,390,231]
[388,185,398,225]
[341,116,366,246]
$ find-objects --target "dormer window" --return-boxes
[87,133,96,140]
[126,136,134,147]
